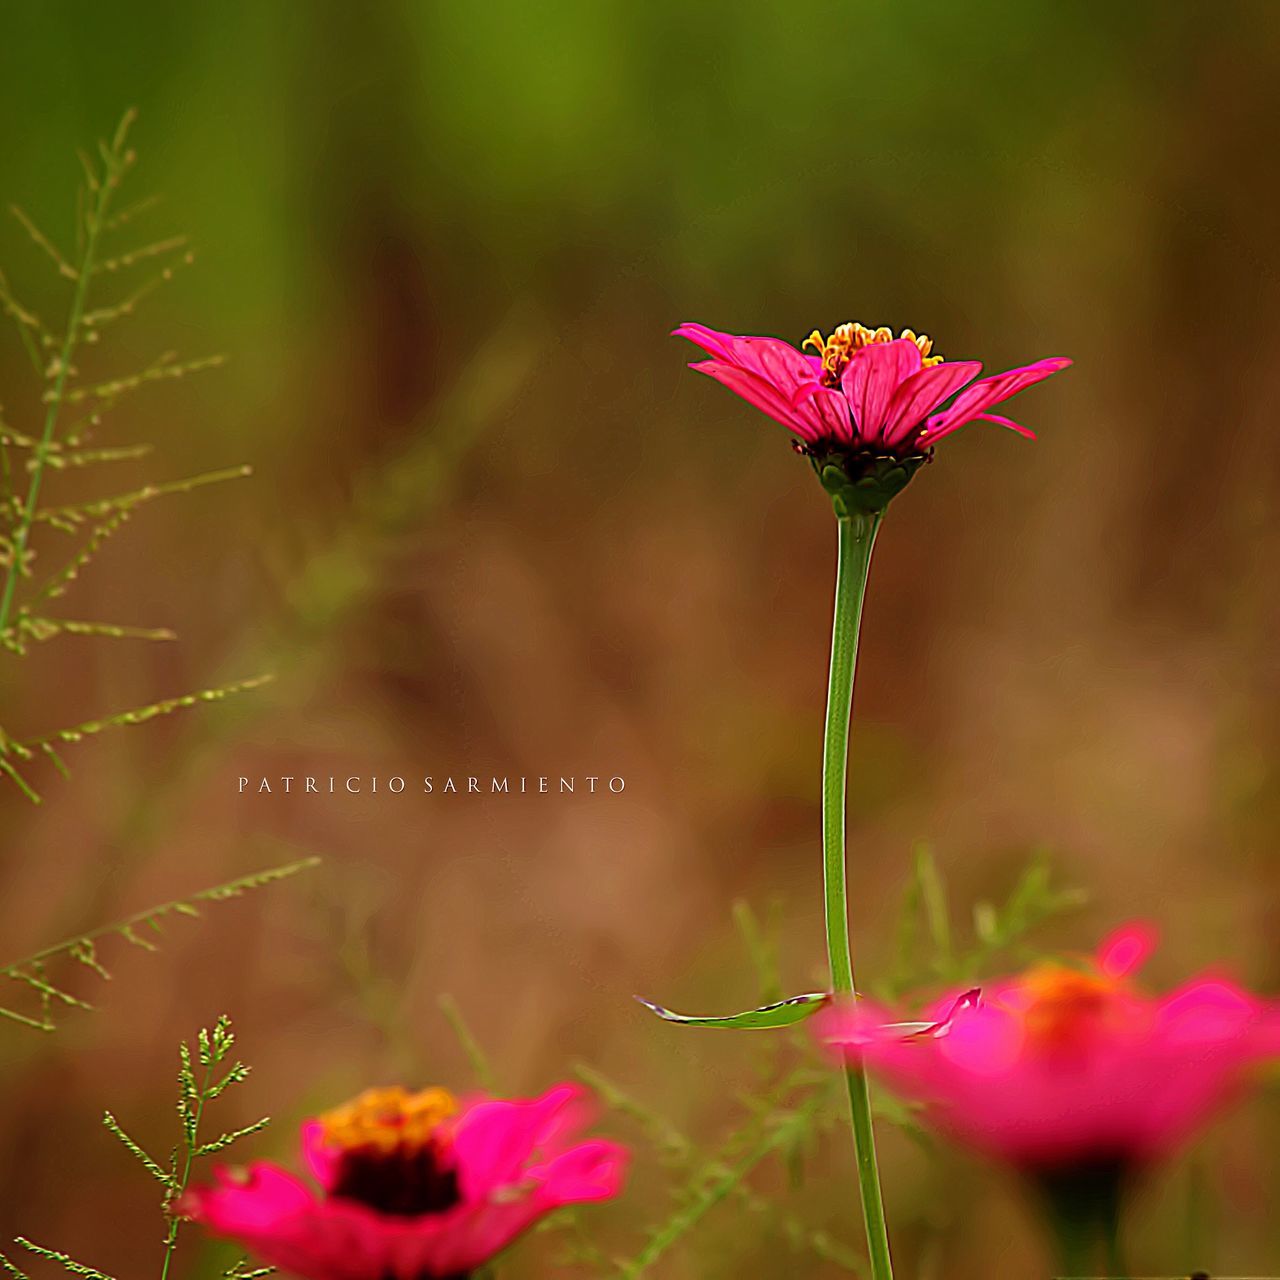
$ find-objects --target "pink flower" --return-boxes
[673,320,1070,511]
[817,925,1280,1174]
[180,1084,627,1279]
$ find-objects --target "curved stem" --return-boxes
[822,509,893,1279]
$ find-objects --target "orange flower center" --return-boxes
[803,322,943,387]
[1018,964,1119,1050]
[318,1086,458,1155]
[317,1087,462,1218]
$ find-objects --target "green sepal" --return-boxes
[635,991,830,1030]
[811,448,930,516]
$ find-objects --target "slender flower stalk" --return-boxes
[671,317,1070,1278]
[822,508,892,1279]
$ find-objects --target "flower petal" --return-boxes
[1098,923,1158,980]
[670,321,740,361]
[1157,979,1258,1047]
[417,1088,628,1275]
[881,360,982,448]
[676,323,850,442]
[840,339,923,446]
[453,1085,592,1198]
[406,1149,625,1277]
[529,1138,630,1205]
[690,360,823,441]
[674,325,814,394]
[180,1164,392,1280]
[923,356,1071,443]
[300,1119,342,1192]
[970,411,1036,439]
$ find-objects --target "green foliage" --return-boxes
[220,1265,274,1280]
[434,914,865,1275]
[319,846,1080,1277]
[635,990,829,1031]
[0,110,265,802]
[884,843,1087,999]
[574,1062,860,1277]
[438,993,498,1092]
[0,1017,272,1280]
[596,852,1083,1270]
[0,1243,114,1280]
[0,856,319,1032]
[583,849,1082,1277]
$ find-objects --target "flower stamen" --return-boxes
[803,322,943,387]
[318,1087,462,1218]
[318,1086,458,1155]
[1018,965,1120,1050]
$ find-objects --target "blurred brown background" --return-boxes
[1,1,1279,1276]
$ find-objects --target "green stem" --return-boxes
[822,509,893,1279]
[1035,1161,1128,1279]
[1052,1230,1091,1280]
[0,126,124,639]
[160,1075,205,1280]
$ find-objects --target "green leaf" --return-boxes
[635,992,829,1030]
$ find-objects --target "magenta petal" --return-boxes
[691,360,822,441]
[414,1089,625,1275]
[529,1138,630,1205]
[300,1119,343,1192]
[404,1139,629,1276]
[790,380,856,444]
[881,360,982,448]
[1098,923,1158,979]
[1157,980,1257,1047]
[671,320,724,349]
[453,1085,590,1198]
[183,1163,317,1230]
[181,1165,390,1280]
[671,322,742,362]
[971,411,1035,439]
[400,1200,546,1276]
[840,339,923,445]
[924,356,1071,442]
[674,325,813,389]
[678,320,851,442]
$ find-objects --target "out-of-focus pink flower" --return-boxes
[180,1084,627,1280]
[816,925,1280,1173]
[673,320,1070,511]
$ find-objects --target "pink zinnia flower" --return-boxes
[817,925,1280,1174]
[180,1084,627,1279]
[674,320,1070,511]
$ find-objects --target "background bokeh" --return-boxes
[2,1,1279,1275]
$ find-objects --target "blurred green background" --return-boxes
[2,1,1279,1275]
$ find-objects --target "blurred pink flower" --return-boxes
[674,320,1069,454]
[181,1084,627,1279]
[816,925,1280,1173]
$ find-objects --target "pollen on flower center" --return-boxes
[1018,965,1119,1050]
[319,1086,462,1217]
[803,322,942,387]
[319,1086,458,1153]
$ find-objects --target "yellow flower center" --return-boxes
[1018,965,1118,1050]
[317,1086,458,1155]
[803,322,942,387]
